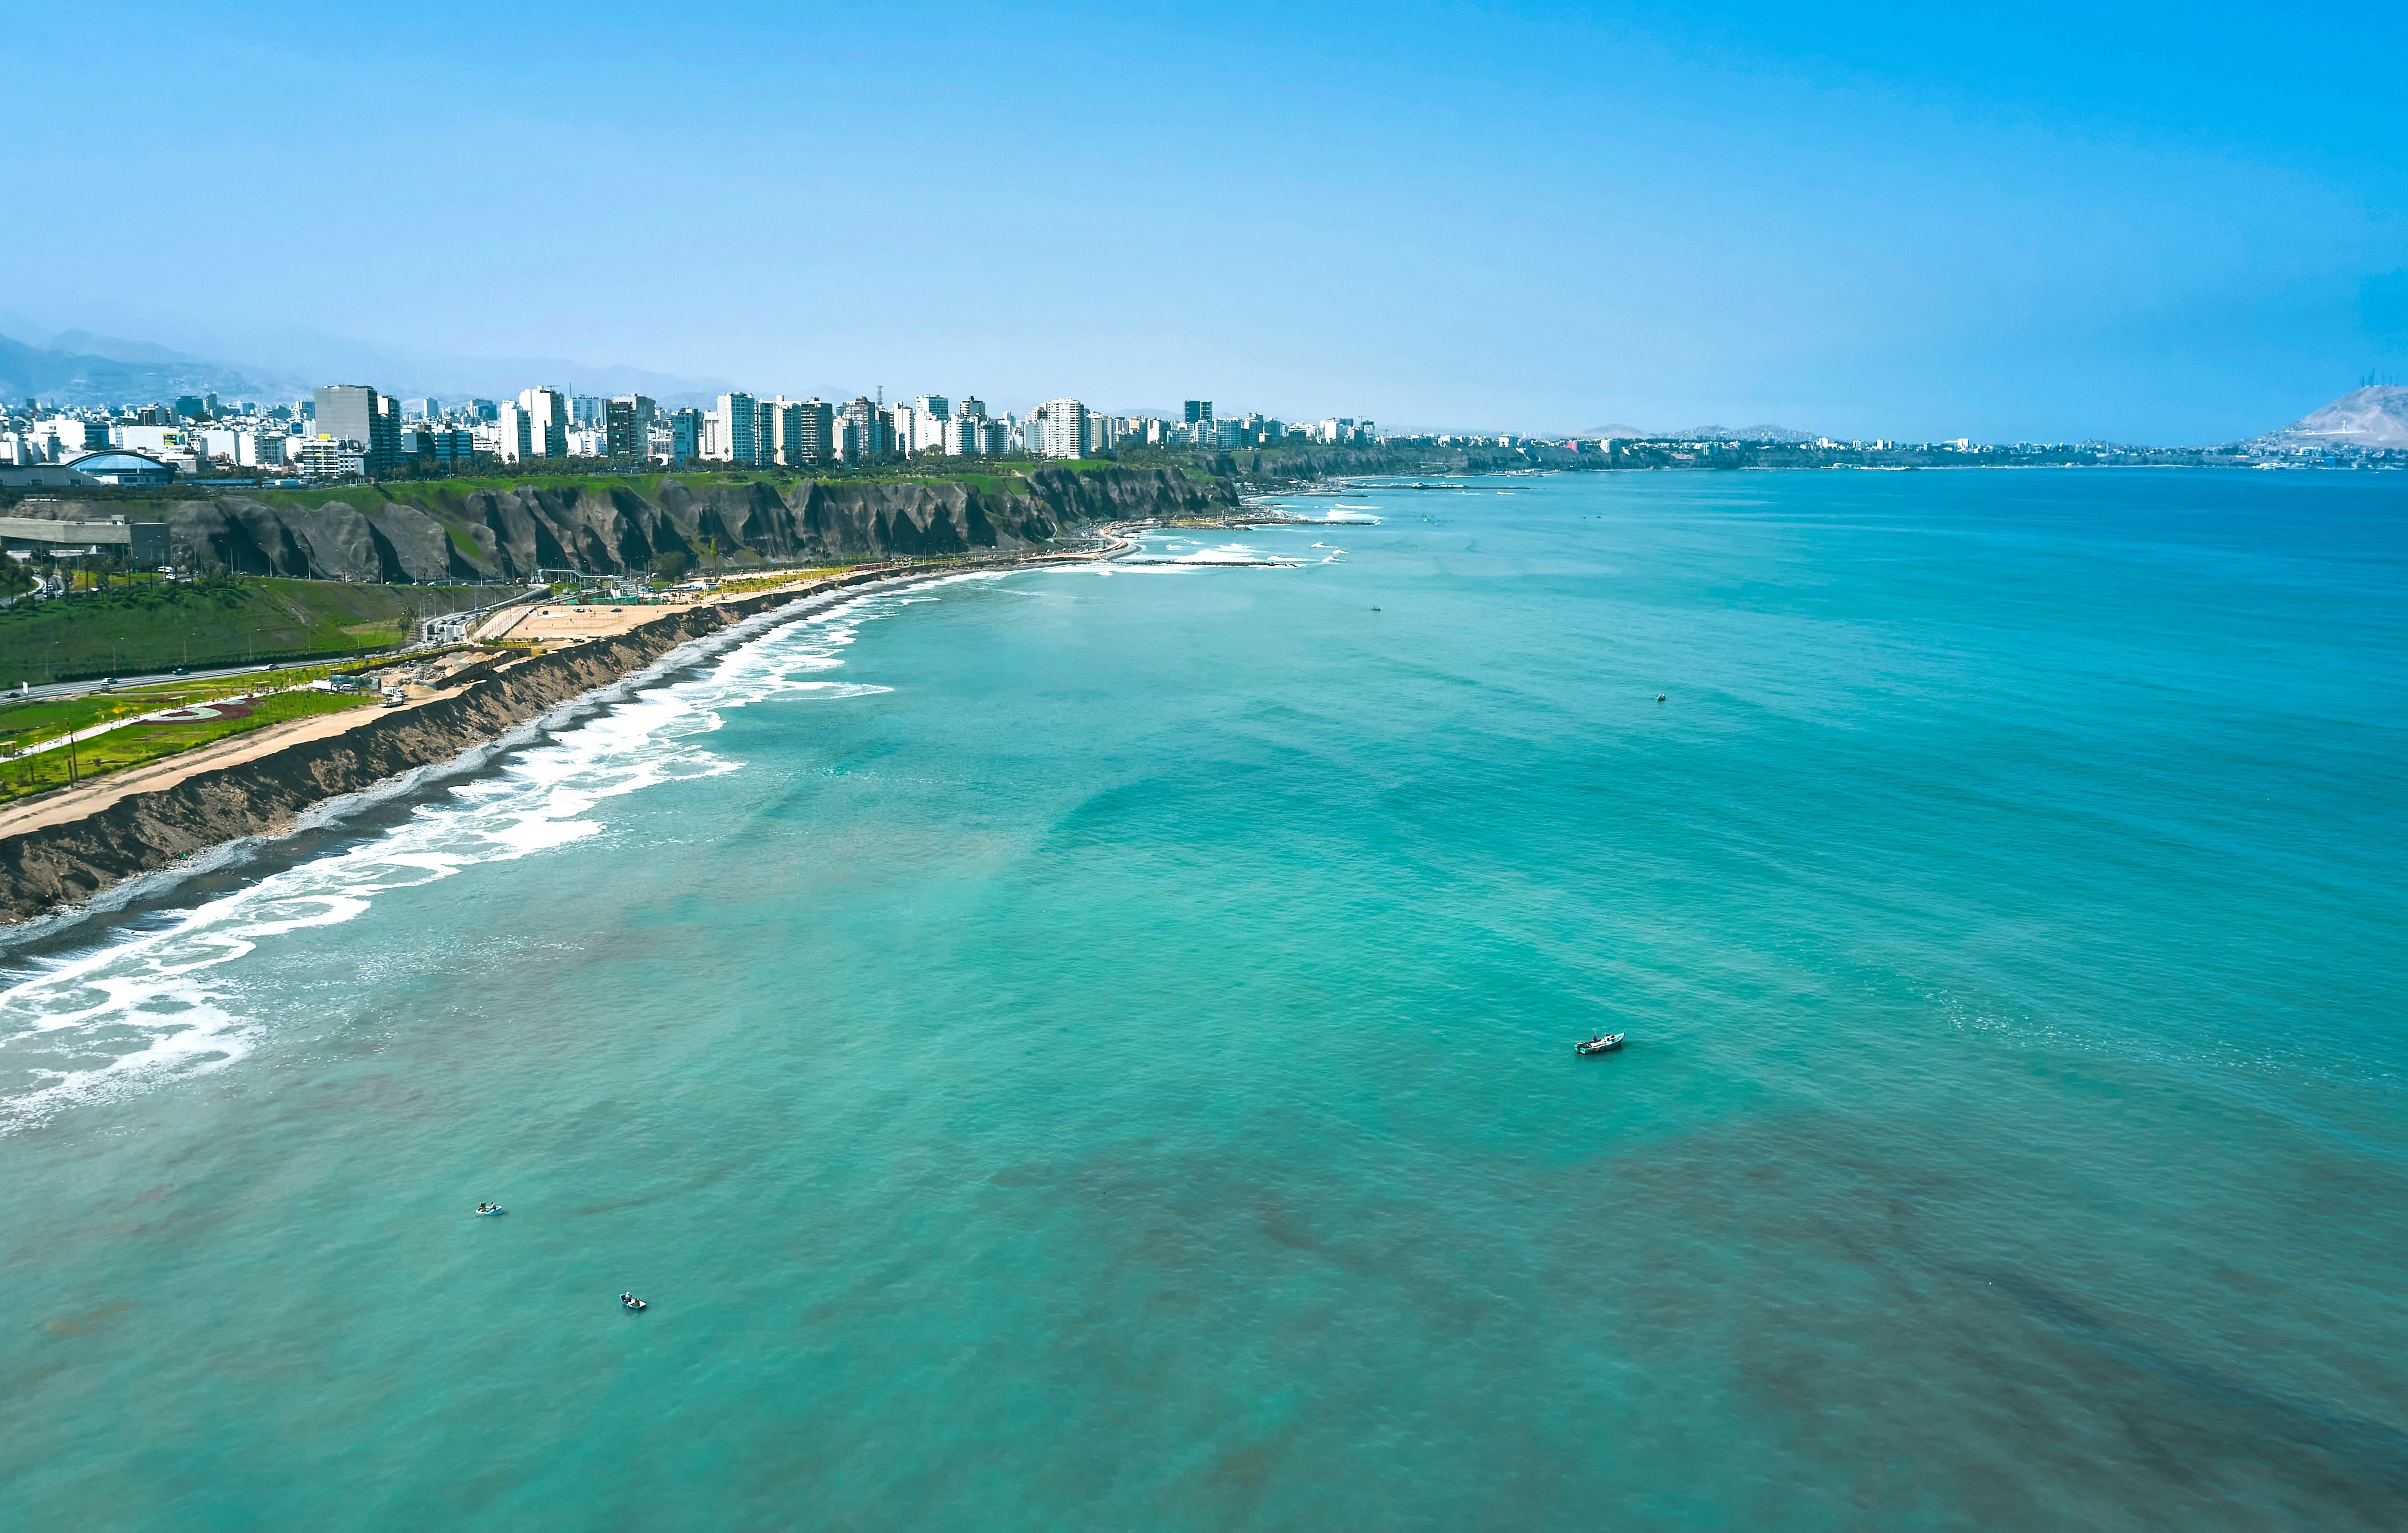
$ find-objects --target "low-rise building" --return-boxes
[65,450,179,487]
[295,440,366,479]
[0,513,172,563]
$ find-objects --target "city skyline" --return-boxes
[3,1,2403,443]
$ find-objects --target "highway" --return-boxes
[4,662,301,705]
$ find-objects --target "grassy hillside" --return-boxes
[0,576,486,683]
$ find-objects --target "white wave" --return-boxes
[0,575,963,1135]
[1172,543,1305,567]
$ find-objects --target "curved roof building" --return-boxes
[64,451,178,487]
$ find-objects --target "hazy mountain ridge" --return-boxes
[0,318,735,409]
[1571,422,1815,441]
[0,334,301,409]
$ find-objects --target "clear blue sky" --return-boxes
[6,0,2402,441]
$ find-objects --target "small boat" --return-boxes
[1574,1033,1626,1055]
[620,1293,648,1311]
[473,1206,505,1216]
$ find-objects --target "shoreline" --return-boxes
[0,535,1135,931]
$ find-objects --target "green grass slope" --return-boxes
[0,577,486,683]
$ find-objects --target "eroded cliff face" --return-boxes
[0,547,1118,923]
[52,467,1234,583]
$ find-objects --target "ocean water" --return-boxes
[1,470,2402,1531]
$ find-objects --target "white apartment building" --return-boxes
[116,424,196,456]
[895,395,948,456]
[200,427,287,464]
[494,403,532,461]
[517,387,570,458]
[200,427,289,465]
[708,392,760,465]
[1035,399,1088,459]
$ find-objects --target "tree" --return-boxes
[649,549,692,579]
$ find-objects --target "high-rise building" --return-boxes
[710,392,760,465]
[894,395,949,456]
[762,398,831,466]
[495,403,532,461]
[1184,400,1213,427]
[1036,399,1089,459]
[312,384,400,476]
[517,387,570,458]
[314,385,379,450]
[668,409,702,463]
[404,398,439,420]
[606,395,656,459]
[788,399,834,465]
[841,397,885,463]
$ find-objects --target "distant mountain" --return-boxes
[2249,385,2408,448]
[0,316,735,409]
[1570,422,1816,441]
[1671,423,1816,442]
[0,334,303,408]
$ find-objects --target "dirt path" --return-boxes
[0,701,407,840]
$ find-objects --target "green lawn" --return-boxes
[0,685,377,804]
[0,660,366,745]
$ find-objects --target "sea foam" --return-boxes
[0,582,930,1132]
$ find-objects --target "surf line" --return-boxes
[0,535,1142,937]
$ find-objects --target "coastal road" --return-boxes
[5,662,292,705]
[6,646,451,706]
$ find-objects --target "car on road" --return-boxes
[171,667,190,676]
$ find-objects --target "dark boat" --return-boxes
[1574,1033,1626,1055]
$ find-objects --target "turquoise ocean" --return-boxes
[1,470,2402,1530]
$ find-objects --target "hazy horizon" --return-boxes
[5,1,2402,443]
